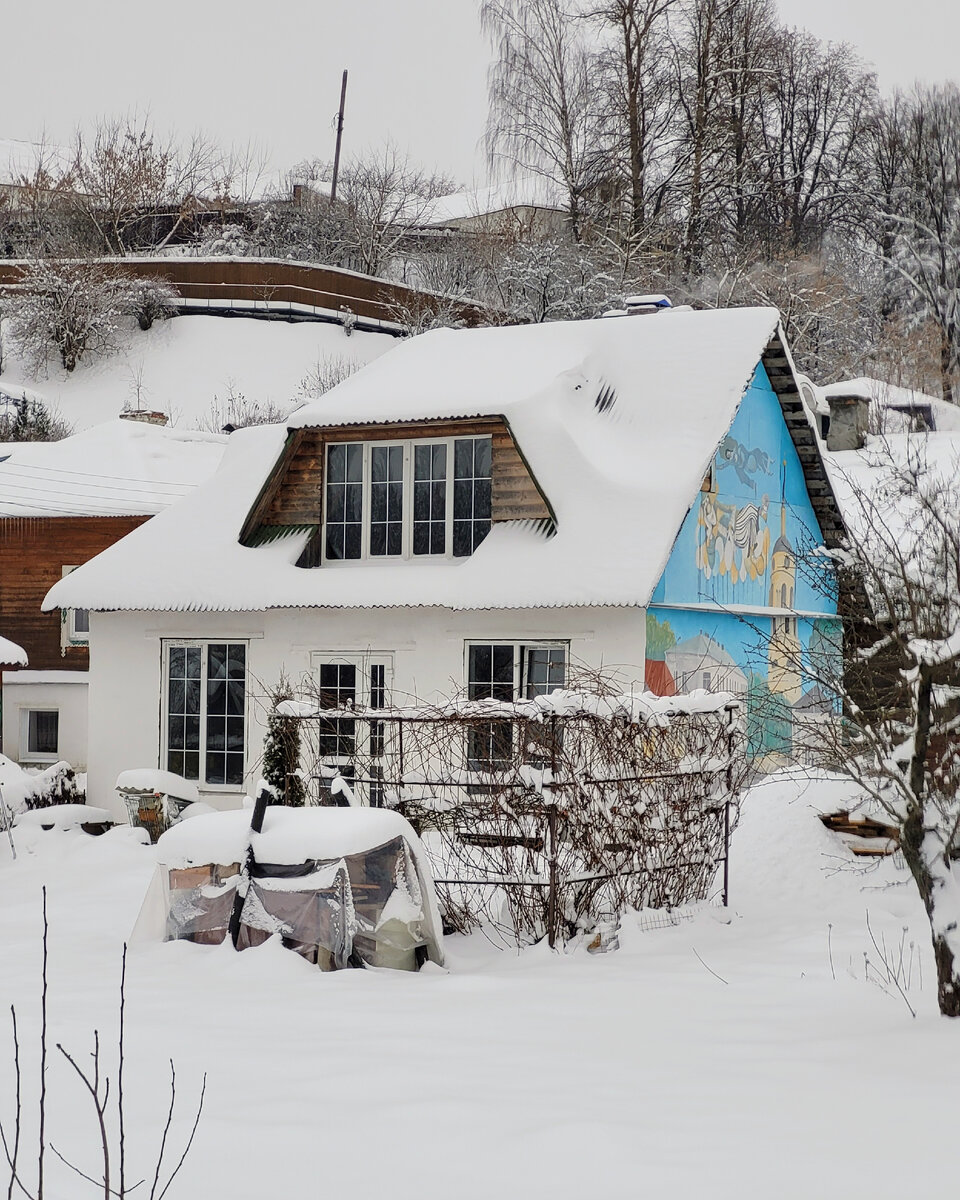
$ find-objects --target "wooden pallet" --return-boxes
[820,810,899,856]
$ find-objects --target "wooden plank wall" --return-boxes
[244,417,553,544]
[0,516,147,671]
[0,258,492,328]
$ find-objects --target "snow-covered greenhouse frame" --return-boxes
[277,689,746,947]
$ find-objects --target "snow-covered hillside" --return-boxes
[1,770,957,1200]
[0,314,395,433]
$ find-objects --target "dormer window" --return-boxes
[324,436,492,562]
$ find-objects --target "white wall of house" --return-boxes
[85,606,646,820]
[1,671,89,770]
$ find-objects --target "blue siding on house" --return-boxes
[645,363,839,763]
[650,363,834,616]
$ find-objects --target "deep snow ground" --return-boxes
[1,770,957,1199]
[0,313,393,432]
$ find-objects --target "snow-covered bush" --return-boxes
[261,676,305,806]
[196,384,294,433]
[128,275,179,330]
[295,353,362,400]
[0,756,84,822]
[21,761,85,810]
[0,392,72,441]
[9,259,132,373]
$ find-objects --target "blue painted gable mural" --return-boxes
[646,363,839,765]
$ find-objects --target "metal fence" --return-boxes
[280,696,744,947]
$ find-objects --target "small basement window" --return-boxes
[22,709,59,762]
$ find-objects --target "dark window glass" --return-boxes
[317,663,357,757]
[467,643,514,768]
[453,438,492,557]
[325,443,364,560]
[28,711,58,755]
[370,444,403,557]
[73,608,90,635]
[524,648,565,698]
[167,643,245,786]
[413,442,447,556]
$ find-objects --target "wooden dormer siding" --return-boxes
[239,415,554,550]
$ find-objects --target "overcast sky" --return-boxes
[6,1,958,189]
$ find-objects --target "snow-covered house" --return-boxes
[0,418,225,769]
[45,308,845,814]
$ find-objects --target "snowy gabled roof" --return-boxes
[44,307,792,615]
[419,178,568,226]
[0,419,227,518]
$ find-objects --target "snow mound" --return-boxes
[0,312,393,433]
[15,803,112,829]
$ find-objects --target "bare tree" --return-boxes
[876,84,960,403]
[335,145,455,278]
[482,0,605,242]
[72,116,221,255]
[588,0,680,248]
[764,30,876,251]
[800,439,960,1016]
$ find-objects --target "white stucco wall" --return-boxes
[85,606,646,820]
[1,671,89,770]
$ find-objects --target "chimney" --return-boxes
[120,409,168,427]
[824,393,869,451]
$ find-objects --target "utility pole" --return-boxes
[330,69,348,205]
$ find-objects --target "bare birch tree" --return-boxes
[483,0,605,242]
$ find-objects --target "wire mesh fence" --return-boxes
[279,692,745,947]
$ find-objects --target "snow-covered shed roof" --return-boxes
[0,636,27,666]
[45,307,838,615]
[419,178,568,227]
[0,419,226,518]
[825,430,960,547]
[819,377,960,433]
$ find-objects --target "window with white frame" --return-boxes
[323,436,492,562]
[21,708,59,762]
[163,642,247,786]
[309,652,394,805]
[466,642,566,767]
[60,566,90,649]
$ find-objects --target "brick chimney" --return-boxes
[824,393,869,451]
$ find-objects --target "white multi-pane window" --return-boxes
[164,642,247,786]
[323,436,492,562]
[310,653,393,806]
[465,642,567,766]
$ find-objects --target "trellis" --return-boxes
[278,692,744,947]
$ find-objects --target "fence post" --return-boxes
[722,705,736,908]
[547,802,558,949]
[228,785,271,948]
[546,713,559,948]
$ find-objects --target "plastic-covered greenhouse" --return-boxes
[134,806,444,971]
